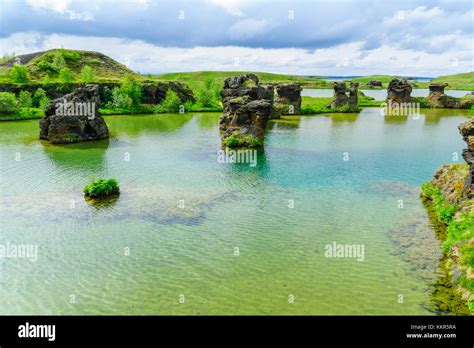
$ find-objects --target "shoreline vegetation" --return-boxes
[421,164,474,314]
[0,49,473,120]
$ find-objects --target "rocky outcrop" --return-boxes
[348,82,359,109]
[458,118,474,198]
[39,84,109,144]
[141,81,194,104]
[459,92,474,109]
[0,81,194,104]
[367,80,382,88]
[328,82,359,111]
[219,74,273,148]
[386,78,412,104]
[274,83,302,114]
[330,82,348,108]
[427,83,458,108]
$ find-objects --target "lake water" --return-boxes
[0,108,470,314]
[302,89,472,100]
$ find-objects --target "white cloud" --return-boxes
[208,0,246,16]
[228,19,275,40]
[0,32,471,77]
[26,0,93,21]
[26,0,71,13]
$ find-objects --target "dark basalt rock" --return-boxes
[458,118,474,198]
[220,74,273,148]
[367,80,383,88]
[330,82,348,108]
[328,82,359,111]
[39,84,109,144]
[274,83,302,114]
[141,81,194,104]
[386,78,412,104]
[0,81,194,105]
[348,82,359,109]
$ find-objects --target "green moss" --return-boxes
[421,182,457,223]
[84,178,120,198]
[225,133,262,148]
[421,176,474,313]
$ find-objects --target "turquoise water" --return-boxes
[302,88,472,99]
[0,108,470,314]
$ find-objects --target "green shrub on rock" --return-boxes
[84,178,120,198]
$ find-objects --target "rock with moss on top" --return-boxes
[83,178,120,198]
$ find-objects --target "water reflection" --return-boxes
[42,138,110,171]
[104,113,193,137]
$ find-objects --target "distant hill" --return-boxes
[0,49,140,83]
[152,71,329,88]
[428,72,474,90]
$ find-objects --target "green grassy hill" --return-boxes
[152,71,329,88]
[0,49,140,83]
[426,72,474,90]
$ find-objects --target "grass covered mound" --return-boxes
[84,178,120,198]
[420,164,474,313]
[0,49,139,83]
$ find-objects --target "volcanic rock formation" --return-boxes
[386,78,412,105]
[328,82,359,111]
[367,80,383,88]
[219,74,273,148]
[274,83,302,114]
[39,84,109,144]
[458,118,474,198]
[427,83,459,108]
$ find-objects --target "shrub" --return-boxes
[32,88,50,109]
[80,65,95,82]
[59,67,74,83]
[120,75,142,106]
[9,64,29,83]
[196,78,219,107]
[51,51,66,71]
[83,178,120,198]
[0,92,20,114]
[157,90,182,113]
[107,87,133,110]
[18,91,32,108]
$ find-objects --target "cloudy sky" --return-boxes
[0,0,472,77]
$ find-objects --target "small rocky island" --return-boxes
[219,74,274,148]
[328,81,359,111]
[385,78,412,104]
[39,84,109,144]
[274,83,302,115]
[427,83,474,109]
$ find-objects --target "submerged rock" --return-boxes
[274,83,302,115]
[458,118,474,198]
[219,74,273,148]
[40,84,109,144]
[386,78,412,105]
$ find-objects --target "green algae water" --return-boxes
[0,108,470,315]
